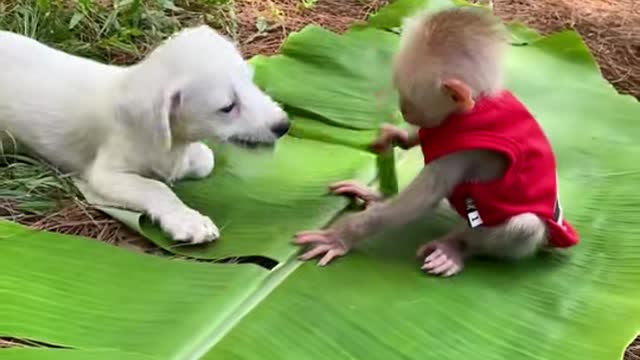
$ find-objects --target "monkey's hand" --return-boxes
[330,180,382,208]
[416,236,465,277]
[371,124,415,153]
[293,213,367,266]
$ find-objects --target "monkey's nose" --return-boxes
[270,121,290,138]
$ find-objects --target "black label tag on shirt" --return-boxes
[465,197,483,228]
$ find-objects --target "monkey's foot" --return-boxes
[329,180,382,207]
[417,239,464,277]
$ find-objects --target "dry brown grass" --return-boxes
[235,0,387,57]
[494,0,640,99]
[627,337,640,360]
[0,339,16,348]
[1,198,153,252]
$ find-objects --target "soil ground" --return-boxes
[494,0,640,99]
[1,0,638,356]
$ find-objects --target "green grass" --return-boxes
[0,155,80,216]
[0,0,237,64]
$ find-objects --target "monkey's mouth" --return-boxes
[228,136,275,149]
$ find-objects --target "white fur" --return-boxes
[0,26,289,243]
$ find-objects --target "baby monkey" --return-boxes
[293,7,579,277]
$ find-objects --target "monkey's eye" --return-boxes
[219,102,236,113]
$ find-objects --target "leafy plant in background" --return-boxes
[300,0,319,9]
[0,0,639,359]
[0,0,235,64]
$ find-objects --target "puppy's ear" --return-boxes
[155,88,181,150]
[117,86,181,151]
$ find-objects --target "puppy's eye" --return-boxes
[219,102,236,113]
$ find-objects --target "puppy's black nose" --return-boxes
[270,121,290,138]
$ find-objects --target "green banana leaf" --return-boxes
[2,0,639,359]
[0,349,159,360]
[100,137,376,261]
[364,0,467,30]
[0,220,272,358]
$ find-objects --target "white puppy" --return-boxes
[0,26,289,244]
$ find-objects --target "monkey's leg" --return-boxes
[417,213,547,277]
[464,212,547,260]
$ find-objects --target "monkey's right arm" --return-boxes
[294,150,481,266]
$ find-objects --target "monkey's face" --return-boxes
[398,89,455,129]
[393,61,457,128]
[398,96,424,126]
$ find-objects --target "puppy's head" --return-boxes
[118,26,289,151]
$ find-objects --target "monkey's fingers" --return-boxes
[379,123,403,134]
[371,126,401,153]
[423,248,446,263]
[298,244,333,261]
[397,140,414,150]
[417,243,438,258]
[330,183,379,203]
[422,250,448,270]
[329,180,365,189]
[416,243,429,257]
[370,138,392,153]
[381,124,409,144]
[293,230,334,245]
[318,248,346,266]
[443,265,462,277]
[294,229,331,237]
[427,258,456,275]
[421,247,463,277]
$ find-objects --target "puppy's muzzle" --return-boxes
[270,120,290,138]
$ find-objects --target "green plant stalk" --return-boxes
[376,149,398,197]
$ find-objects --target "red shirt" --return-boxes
[418,90,579,248]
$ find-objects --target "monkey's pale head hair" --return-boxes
[393,7,508,125]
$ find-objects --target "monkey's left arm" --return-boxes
[294,150,479,266]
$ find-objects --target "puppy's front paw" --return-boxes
[158,208,220,244]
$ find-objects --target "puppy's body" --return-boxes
[0,31,120,172]
[0,26,289,243]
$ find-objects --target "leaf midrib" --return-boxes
[177,254,303,360]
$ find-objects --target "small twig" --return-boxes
[243,23,282,45]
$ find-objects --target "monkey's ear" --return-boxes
[442,79,475,112]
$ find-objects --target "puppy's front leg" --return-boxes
[87,166,219,243]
